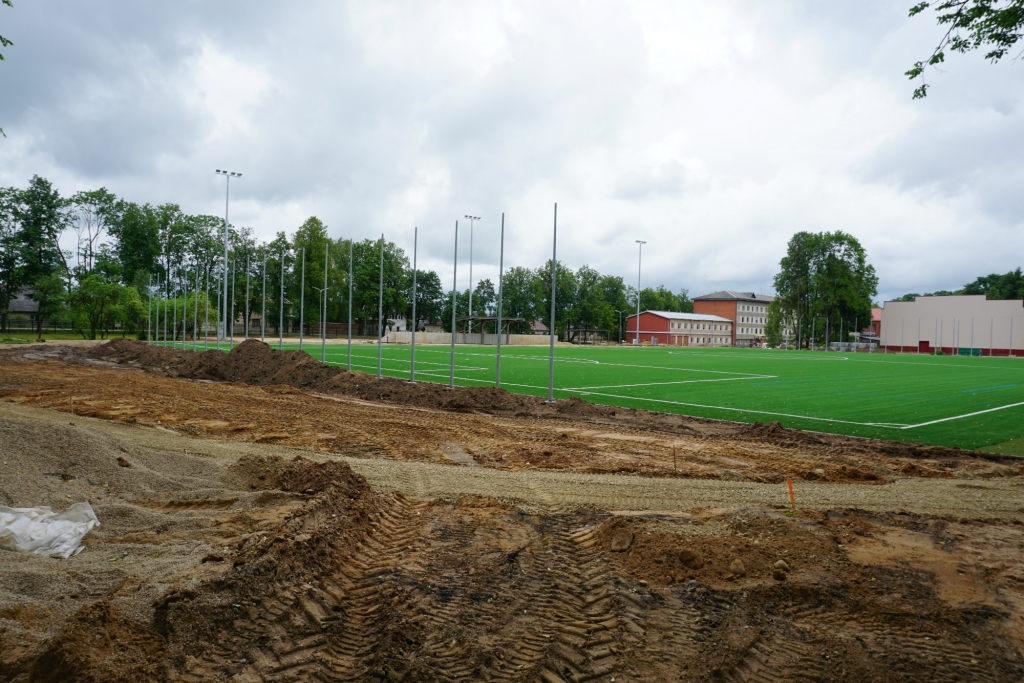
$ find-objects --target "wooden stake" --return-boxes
[787,477,795,509]
[672,445,677,472]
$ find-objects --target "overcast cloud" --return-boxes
[1,0,1021,301]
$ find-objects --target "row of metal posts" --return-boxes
[148,206,561,398]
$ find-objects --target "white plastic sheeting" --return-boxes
[0,503,100,559]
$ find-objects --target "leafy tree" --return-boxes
[499,266,539,333]
[0,0,12,138]
[961,268,1024,299]
[405,269,444,329]
[69,189,116,277]
[0,187,22,331]
[29,273,65,339]
[13,176,72,285]
[108,201,161,286]
[771,231,877,348]
[533,260,576,340]
[473,279,496,318]
[69,275,121,339]
[110,285,146,338]
[907,1,1024,98]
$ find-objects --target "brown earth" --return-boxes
[1,339,1021,485]
[1,342,1024,682]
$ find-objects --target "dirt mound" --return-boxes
[27,600,166,683]
[228,454,371,498]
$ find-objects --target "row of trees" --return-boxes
[1,176,691,342]
[898,268,1024,302]
[766,231,879,348]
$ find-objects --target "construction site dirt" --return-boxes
[1,340,1023,682]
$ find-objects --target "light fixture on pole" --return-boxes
[464,216,480,335]
[635,240,646,345]
[215,170,242,346]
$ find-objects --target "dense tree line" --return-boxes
[1,176,689,342]
[767,231,878,348]
[898,268,1024,302]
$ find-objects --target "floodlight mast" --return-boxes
[464,216,480,334]
[215,170,242,346]
[635,240,647,345]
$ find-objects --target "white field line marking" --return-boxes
[564,389,908,428]
[562,376,776,391]
[900,400,1024,429]
[407,347,763,376]
[325,360,489,373]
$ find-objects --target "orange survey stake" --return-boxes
[787,477,795,509]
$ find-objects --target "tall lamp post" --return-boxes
[635,240,646,345]
[464,215,480,335]
[215,170,242,345]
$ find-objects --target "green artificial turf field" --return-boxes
[172,339,1024,452]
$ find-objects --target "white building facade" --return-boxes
[881,295,1024,355]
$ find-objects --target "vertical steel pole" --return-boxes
[468,222,473,336]
[377,234,384,377]
[496,213,504,388]
[299,248,305,352]
[215,260,221,351]
[635,241,643,344]
[322,241,329,363]
[230,259,236,349]
[261,254,266,343]
[450,221,458,388]
[245,255,250,341]
[347,240,353,371]
[410,227,417,384]
[204,268,210,351]
[547,204,557,403]
[148,275,152,344]
[193,263,199,351]
[279,251,285,350]
[222,176,229,342]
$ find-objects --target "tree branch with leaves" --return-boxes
[907,0,1024,98]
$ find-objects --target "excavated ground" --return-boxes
[1,341,1023,682]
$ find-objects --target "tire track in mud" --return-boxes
[175,493,430,682]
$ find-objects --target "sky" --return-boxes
[1,0,1021,302]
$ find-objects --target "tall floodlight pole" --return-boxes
[279,250,285,350]
[261,254,267,343]
[496,214,505,388]
[298,247,305,352]
[377,234,384,378]
[215,170,241,343]
[464,215,480,335]
[347,239,353,371]
[410,227,418,384]
[322,241,329,363]
[635,240,647,345]
[546,204,557,403]
[450,221,458,388]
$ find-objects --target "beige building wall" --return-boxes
[667,319,733,346]
[881,295,1024,354]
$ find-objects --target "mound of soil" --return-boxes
[80,340,997,464]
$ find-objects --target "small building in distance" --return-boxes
[625,310,733,346]
[881,295,1024,355]
[693,290,774,347]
